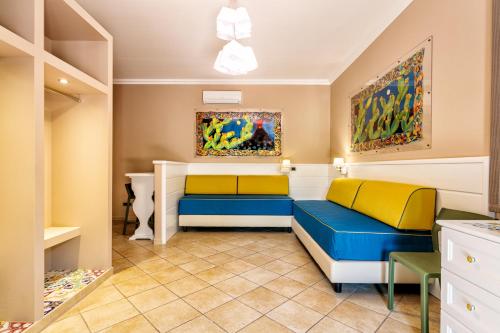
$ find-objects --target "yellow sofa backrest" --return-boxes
[326,178,364,208]
[352,180,436,230]
[238,175,289,195]
[185,175,237,194]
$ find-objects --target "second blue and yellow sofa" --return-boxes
[293,178,436,292]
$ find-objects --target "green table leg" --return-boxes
[420,274,429,333]
[388,256,395,311]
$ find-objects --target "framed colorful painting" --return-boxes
[350,37,432,154]
[195,109,282,156]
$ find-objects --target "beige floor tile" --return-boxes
[311,279,355,297]
[221,259,257,274]
[239,316,292,333]
[308,317,359,333]
[144,299,200,332]
[165,275,210,297]
[328,300,386,333]
[241,268,280,285]
[214,276,259,297]
[206,242,237,252]
[185,245,219,258]
[292,287,343,315]
[179,259,216,274]
[115,274,160,297]
[377,318,420,333]
[264,276,308,298]
[285,264,324,286]
[263,248,292,259]
[42,314,89,333]
[206,300,261,333]
[161,252,197,266]
[170,315,225,333]
[204,252,236,265]
[280,253,312,266]
[119,246,153,258]
[389,312,440,333]
[348,285,391,315]
[223,247,255,258]
[229,238,256,247]
[195,266,235,284]
[108,266,146,284]
[128,285,178,312]
[99,315,157,333]
[183,286,233,313]
[238,287,287,314]
[267,300,324,333]
[126,252,160,265]
[150,266,190,284]
[137,258,173,274]
[73,285,124,313]
[263,260,298,275]
[243,242,273,252]
[393,294,440,318]
[242,253,276,266]
[111,258,134,273]
[81,299,139,332]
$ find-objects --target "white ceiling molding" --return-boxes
[113,78,331,86]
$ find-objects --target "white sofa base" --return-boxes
[292,218,420,284]
[179,215,292,228]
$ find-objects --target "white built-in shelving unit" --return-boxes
[0,0,113,328]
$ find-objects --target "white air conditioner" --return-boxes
[203,90,242,104]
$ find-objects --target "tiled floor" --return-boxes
[42,224,440,333]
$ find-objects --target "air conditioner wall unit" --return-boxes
[203,90,242,104]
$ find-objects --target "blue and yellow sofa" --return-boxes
[292,178,436,292]
[178,175,293,229]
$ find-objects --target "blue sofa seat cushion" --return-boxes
[293,200,433,261]
[179,195,293,216]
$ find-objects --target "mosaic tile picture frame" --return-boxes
[349,37,432,154]
[196,109,282,157]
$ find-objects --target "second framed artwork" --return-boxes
[349,37,432,154]
[195,109,282,156]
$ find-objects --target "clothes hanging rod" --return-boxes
[44,87,81,103]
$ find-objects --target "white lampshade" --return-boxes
[213,40,258,75]
[333,157,345,167]
[216,6,252,41]
[234,7,251,39]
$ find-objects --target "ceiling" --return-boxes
[76,0,413,84]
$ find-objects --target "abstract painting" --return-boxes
[350,37,432,153]
[196,110,282,156]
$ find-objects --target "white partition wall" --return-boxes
[153,161,188,244]
[347,157,491,216]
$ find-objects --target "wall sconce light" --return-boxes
[333,157,348,175]
[281,159,291,173]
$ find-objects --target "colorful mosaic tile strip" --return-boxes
[0,269,105,333]
[0,321,32,333]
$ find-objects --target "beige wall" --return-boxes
[113,84,330,218]
[330,0,492,162]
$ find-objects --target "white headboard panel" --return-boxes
[347,156,491,215]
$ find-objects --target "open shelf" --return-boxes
[44,227,81,249]
[0,0,35,43]
[44,51,108,95]
[0,25,34,57]
[0,0,112,325]
[44,0,110,85]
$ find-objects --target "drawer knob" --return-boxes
[466,303,476,312]
[466,255,476,263]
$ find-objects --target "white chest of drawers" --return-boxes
[438,220,500,333]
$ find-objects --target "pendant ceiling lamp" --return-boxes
[216,7,252,40]
[214,5,257,75]
[214,40,258,75]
